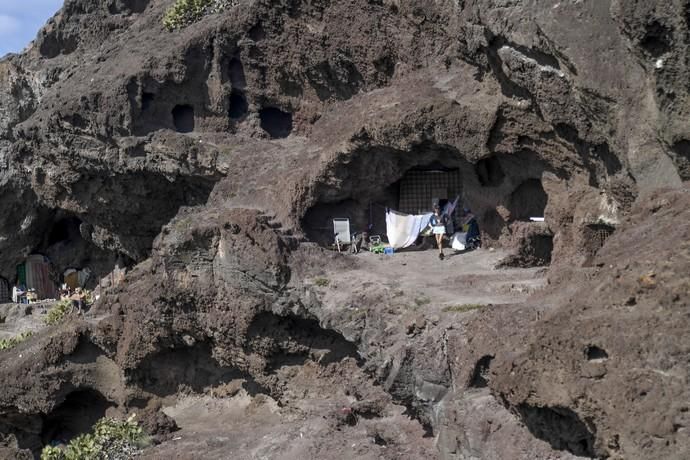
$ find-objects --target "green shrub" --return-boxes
[313,277,330,287]
[40,415,148,460]
[414,296,431,307]
[442,303,486,313]
[163,0,236,31]
[0,331,33,350]
[44,300,72,326]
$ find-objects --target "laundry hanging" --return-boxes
[385,209,433,249]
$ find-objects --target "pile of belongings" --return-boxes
[451,209,481,250]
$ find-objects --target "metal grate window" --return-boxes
[398,169,462,216]
[586,223,615,252]
[594,227,612,248]
[0,278,9,303]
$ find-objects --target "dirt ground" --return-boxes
[315,246,547,311]
[0,301,59,341]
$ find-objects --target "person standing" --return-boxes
[430,204,449,260]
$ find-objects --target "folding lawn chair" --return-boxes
[333,218,351,253]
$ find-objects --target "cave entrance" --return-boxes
[302,158,464,247]
[229,90,248,120]
[508,178,548,221]
[172,104,195,133]
[19,212,135,296]
[260,107,293,138]
[40,389,114,447]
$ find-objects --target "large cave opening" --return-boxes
[14,211,136,299]
[301,144,551,257]
[40,389,115,447]
[302,145,469,247]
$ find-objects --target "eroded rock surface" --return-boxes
[1,0,689,459]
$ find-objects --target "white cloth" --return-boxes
[451,232,467,251]
[432,225,446,235]
[386,210,433,249]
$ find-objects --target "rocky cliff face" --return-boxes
[0,1,688,459]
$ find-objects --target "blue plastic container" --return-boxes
[383,247,394,255]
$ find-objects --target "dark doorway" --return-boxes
[508,179,547,221]
[260,107,293,138]
[229,91,248,120]
[41,389,114,446]
[172,105,195,133]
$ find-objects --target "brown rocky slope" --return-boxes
[0,0,688,459]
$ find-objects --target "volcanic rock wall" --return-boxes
[0,0,689,459]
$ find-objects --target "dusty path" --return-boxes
[0,301,58,340]
[316,247,547,312]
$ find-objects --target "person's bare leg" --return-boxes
[436,234,444,259]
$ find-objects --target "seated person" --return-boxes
[461,208,481,249]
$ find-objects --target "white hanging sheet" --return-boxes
[386,209,433,249]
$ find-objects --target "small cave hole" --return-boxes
[586,345,608,361]
[497,233,553,268]
[673,139,690,159]
[469,355,494,388]
[246,312,360,370]
[673,139,690,179]
[172,105,195,133]
[508,179,547,221]
[228,57,246,89]
[141,92,154,111]
[260,107,293,139]
[640,21,672,57]
[475,156,505,187]
[248,23,266,41]
[517,404,597,458]
[41,389,114,447]
[229,91,248,120]
[47,216,82,246]
[373,433,389,446]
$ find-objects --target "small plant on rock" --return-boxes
[44,300,73,326]
[313,277,330,287]
[442,303,487,313]
[163,0,238,31]
[40,415,148,460]
[0,331,33,350]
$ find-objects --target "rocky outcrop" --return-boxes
[0,0,688,459]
